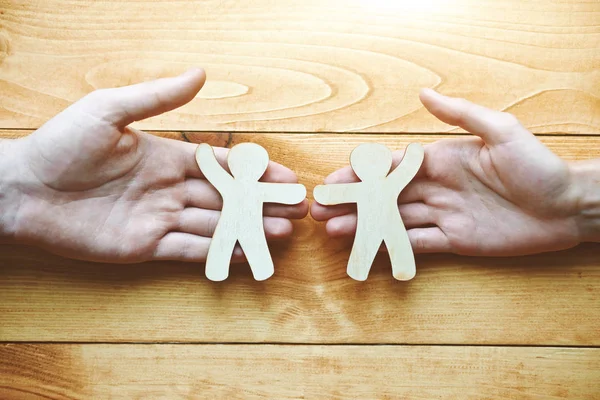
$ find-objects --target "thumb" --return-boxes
[419,88,532,146]
[79,68,206,128]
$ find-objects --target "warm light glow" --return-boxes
[358,0,453,13]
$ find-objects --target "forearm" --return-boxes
[571,159,600,243]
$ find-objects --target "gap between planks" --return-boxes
[1,342,599,349]
[2,129,600,137]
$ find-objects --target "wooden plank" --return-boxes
[1,344,599,399]
[0,0,598,133]
[1,131,599,344]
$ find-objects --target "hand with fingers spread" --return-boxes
[0,68,308,263]
[311,89,600,256]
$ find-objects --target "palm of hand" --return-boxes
[18,116,194,261]
[311,89,583,256]
[418,137,579,256]
[12,70,307,263]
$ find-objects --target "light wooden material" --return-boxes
[314,143,424,281]
[1,131,599,344]
[195,143,306,281]
[1,0,598,395]
[0,0,598,133]
[1,344,599,399]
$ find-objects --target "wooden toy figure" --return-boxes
[195,143,307,282]
[313,143,425,281]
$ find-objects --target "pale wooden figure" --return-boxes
[195,143,307,281]
[313,143,425,281]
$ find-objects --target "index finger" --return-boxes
[261,159,300,183]
[167,139,299,183]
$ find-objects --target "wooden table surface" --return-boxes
[1,0,599,398]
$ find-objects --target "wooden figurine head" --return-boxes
[228,143,270,181]
[350,143,394,181]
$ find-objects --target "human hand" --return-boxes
[311,89,599,256]
[0,69,308,262]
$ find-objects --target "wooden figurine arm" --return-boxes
[261,183,307,205]
[313,183,360,206]
[195,144,233,191]
[387,143,425,191]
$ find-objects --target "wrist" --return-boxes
[569,160,600,243]
[0,138,30,243]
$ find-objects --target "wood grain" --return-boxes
[0,0,598,133]
[1,344,599,399]
[1,131,599,344]
[2,0,598,394]
[313,143,425,281]
[196,142,307,281]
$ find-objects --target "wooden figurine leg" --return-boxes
[238,230,274,281]
[205,226,237,281]
[384,224,416,281]
[347,226,382,281]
